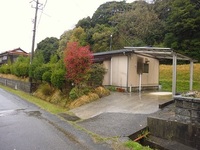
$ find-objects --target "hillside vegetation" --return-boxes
[159,63,200,92]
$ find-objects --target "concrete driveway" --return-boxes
[69,91,173,138]
[70,91,172,119]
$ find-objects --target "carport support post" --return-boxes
[139,73,142,92]
[172,53,177,96]
[190,60,194,91]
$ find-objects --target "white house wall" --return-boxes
[142,57,159,86]
[102,60,110,85]
[101,54,159,88]
[111,56,128,87]
[128,54,159,87]
[128,54,138,87]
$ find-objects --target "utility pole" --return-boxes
[30,0,40,64]
[29,0,41,85]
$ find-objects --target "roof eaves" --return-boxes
[93,49,134,56]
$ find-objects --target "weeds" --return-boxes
[124,140,152,150]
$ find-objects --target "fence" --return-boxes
[0,77,31,93]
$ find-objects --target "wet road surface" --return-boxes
[0,88,110,150]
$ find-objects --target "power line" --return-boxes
[37,0,48,28]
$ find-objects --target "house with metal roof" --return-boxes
[0,48,28,65]
[93,47,197,95]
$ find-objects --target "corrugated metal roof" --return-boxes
[94,47,197,62]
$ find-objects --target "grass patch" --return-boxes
[124,140,152,150]
[0,73,29,82]
[0,84,67,114]
[160,63,200,92]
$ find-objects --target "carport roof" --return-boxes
[93,47,197,62]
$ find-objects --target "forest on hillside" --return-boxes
[36,0,200,62]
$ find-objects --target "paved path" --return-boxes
[70,92,172,138]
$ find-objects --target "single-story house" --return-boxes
[93,47,197,95]
[0,48,28,65]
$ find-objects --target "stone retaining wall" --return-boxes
[147,96,200,149]
[0,77,31,93]
[175,96,200,123]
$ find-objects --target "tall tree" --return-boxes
[76,17,92,30]
[91,1,128,26]
[89,24,115,52]
[35,37,59,63]
[113,1,164,46]
[164,0,200,60]
[69,27,88,46]
[58,30,72,58]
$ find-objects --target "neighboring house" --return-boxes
[0,48,28,65]
[93,47,196,93]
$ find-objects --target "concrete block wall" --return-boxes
[147,96,200,149]
[147,117,200,149]
[0,77,31,93]
[175,96,200,123]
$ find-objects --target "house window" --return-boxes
[3,56,7,60]
[143,63,149,73]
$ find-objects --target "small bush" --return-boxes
[69,87,80,100]
[88,63,106,87]
[51,69,66,90]
[34,65,50,81]
[11,56,29,77]
[107,86,116,91]
[69,86,92,100]
[0,64,11,74]
[42,71,52,84]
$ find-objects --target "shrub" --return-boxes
[106,86,116,91]
[0,64,11,74]
[64,42,93,85]
[69,86,92,100]
[34,65,50,81]
[29,52,45,79]
[88,63,106,87]
[42,71,52,84]
[10,56,29,77]
[69,87,79,100]
[13,63,29,77]
[51,69,66,90]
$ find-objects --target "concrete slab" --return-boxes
[69,91,173,138]
[70,92,172,119]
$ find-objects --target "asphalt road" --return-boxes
[0,88,111,150]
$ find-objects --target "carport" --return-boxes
[125,47,197,96]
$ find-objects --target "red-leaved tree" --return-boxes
[64,42,93,85]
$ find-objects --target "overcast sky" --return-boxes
[0,0,136,53]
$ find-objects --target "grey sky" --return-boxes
[0,0,135,53]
